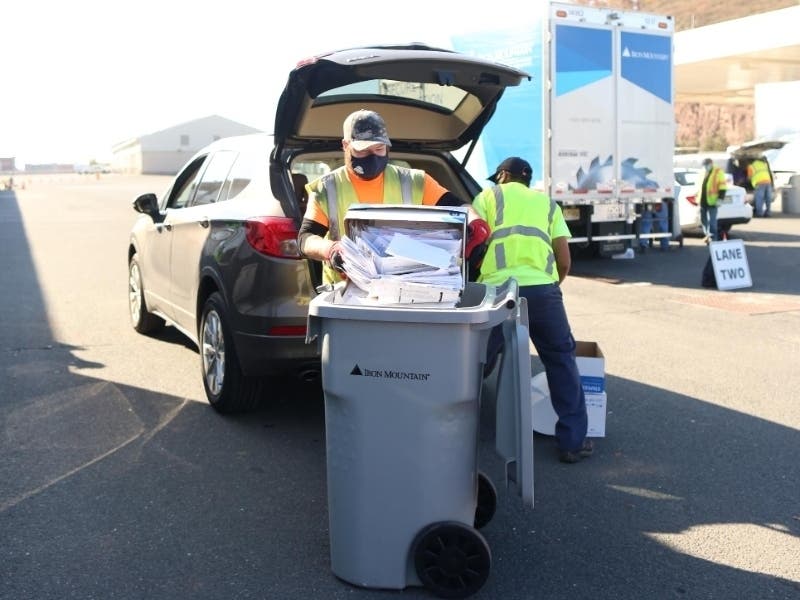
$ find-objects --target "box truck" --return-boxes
[451,2,676,256]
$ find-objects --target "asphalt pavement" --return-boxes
[1,175,798,599]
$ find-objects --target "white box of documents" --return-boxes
[340,205,469,306]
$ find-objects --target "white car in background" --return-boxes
[674,167,753,236]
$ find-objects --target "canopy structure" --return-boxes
[674,6,800,106]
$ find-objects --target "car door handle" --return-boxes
[199,218,210,228]
[156,223,173,232]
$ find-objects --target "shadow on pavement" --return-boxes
[570,219,800,296]
[2,187,798,599]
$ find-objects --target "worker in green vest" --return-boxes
[747,157,774,217]
[700,158,727,243]
[473,157,592,464]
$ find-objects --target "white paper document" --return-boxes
[336,223,464,306]
[384,233,455,270]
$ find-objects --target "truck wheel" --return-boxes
[200,292,262,413]
[129,253,164,334]
[474,472,497,529]
[412,521,491,598]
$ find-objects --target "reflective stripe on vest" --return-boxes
[487,185,556,277]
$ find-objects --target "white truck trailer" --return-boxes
[451,2,676,256]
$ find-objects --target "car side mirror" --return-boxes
[133,193,160,219]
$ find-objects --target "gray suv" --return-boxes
[127,43,528,413]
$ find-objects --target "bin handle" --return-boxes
[494,279,519,311]
[475,279,519,331]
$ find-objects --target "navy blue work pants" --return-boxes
[487,283,587,452]
[523,283,588,452]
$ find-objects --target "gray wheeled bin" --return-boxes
[782,174,800,214]
[306,278,533,599]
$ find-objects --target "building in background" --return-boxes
[112,115,261,175]
[0,157,16,174]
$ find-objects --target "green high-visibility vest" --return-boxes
[704,166,727,207]
[477,183,559,286]
[749,159,771,187]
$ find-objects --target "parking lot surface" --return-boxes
[1,175,798,599]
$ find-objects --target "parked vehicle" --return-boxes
[727,139,785,204]
[764,135,799,189]
[673,144,781,208]
[450,2,676,257]
[127,44,529,412]
[674,167,752,236]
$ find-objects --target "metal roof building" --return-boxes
[111,114,261,175]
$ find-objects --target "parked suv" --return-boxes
[127,44,529,413]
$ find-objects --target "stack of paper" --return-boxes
[337,224,464,307]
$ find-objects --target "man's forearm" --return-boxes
[301,234,335,262]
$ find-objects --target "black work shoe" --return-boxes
[558,439,594,464]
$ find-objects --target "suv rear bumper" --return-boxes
[235,331,320,378]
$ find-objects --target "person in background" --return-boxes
[297,109,488,285]
[473,157,592,464]
[747,156,774,217]
[700,158,727,243]
[638,200,671,252]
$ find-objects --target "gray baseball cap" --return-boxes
[343,110,392,150]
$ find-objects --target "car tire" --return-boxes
[200,292,262,414]
[129,253,165,334]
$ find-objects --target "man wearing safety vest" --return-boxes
[298,109,489,285]
[700,158,727,243]
[746,156,774,218]
[473,157,592,464]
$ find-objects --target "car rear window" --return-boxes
[318,79,469,112]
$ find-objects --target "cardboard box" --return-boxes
[530,381,606,438]
[576,341,605,394]
[585,392,606,438]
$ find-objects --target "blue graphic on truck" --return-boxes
[571,156,660,191]
[556,25,612,96]
[620,31,672,103]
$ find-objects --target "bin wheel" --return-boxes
[412,521,491,599]
[474,472,497,529]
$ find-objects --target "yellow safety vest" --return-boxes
[476,183,559,286]
[704,167,727,207]
[310,164,426,284]
[749,159,771,187]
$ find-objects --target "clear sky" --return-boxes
[1,0,532,167]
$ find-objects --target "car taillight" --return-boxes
[244,217,301,258]
[687,194,698,206]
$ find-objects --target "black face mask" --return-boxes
[350,153,389,180]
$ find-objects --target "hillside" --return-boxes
[570,0,796,30]
[570,0,797,149]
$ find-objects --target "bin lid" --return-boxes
[494,297,534,508]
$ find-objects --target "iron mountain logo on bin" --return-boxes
[350,364,430,381]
